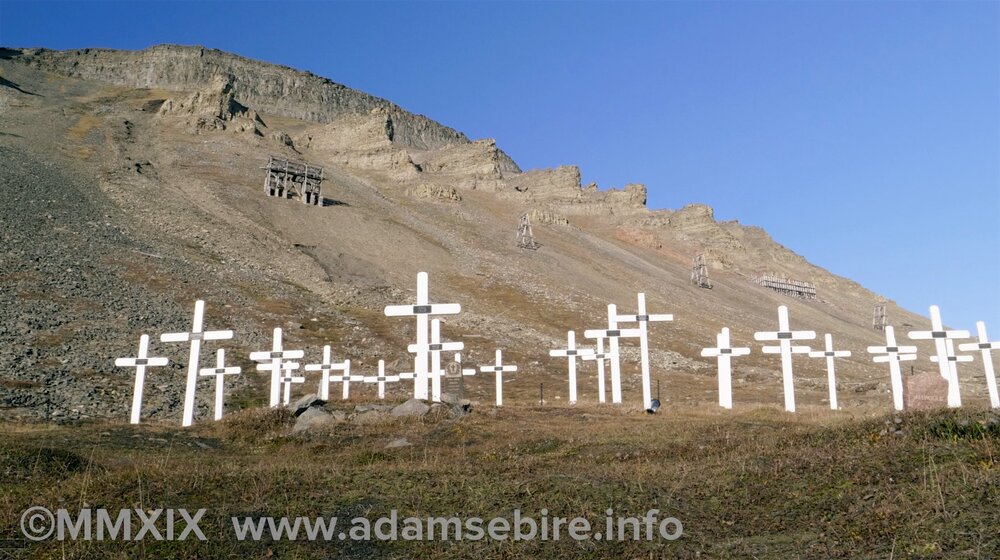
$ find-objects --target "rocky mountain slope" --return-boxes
[0,45,986,424]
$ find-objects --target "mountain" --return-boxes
[0,44,982,423]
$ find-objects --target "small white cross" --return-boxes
[160,300,234,427]
[700,327,751,410]
[304,345,352,400]
[958,321,1000,408]
[549,331,595,404]
[584,304,642,404]
[753,305,815,412]
[408,319,464,403]
[115,334,170,425]
[614,293,673,410]
[249,328,305,408]
[866,326,918,412]
[364,360,401,400]
[581,337,613,403]
[384,272,461,400]
[278,361,304,406]
[908,305,970,408]
[808,333,851,410]
[480,349,517,406]
[198,349,241,421]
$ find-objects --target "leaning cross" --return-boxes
[908,305,969,408]
[867,325,918,411]
[584,304,642,405]
[384,272,461,401]
[198,349,241,421]
[249,328,305,408]
[549,330,595,404]
[160,300,234,427]
[700,327,751,410]
[305,345,352,400]
[808,333,851,410]
[480,349,517,406]
[614,293,673,411]
[958,321,1000,408]
[753,305,815,412]
[115,334,170,425]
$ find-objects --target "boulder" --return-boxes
[292,407,333,433]
[291,394,326,417]
[391,398,430,417]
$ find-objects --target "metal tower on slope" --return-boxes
[691,253,713,289]
[516,213,540,250]
[873,299,887,331]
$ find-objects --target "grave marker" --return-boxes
[753,305,815,412]
[364,360,400,399]
[930,339,973,408]
[615,293,673,410]
[958,321,1000,408]
[549,331,595,404]
[908,305,969,408]
[115,334,170,425]
[867,326,917,411]
[278,361,304,405]
[808,334,851,410]
[160,300,234,427]
[249,328,305,408]
[700,327,751,409]
[304,345,352,400]
[198,349,241,421]
[384,272,461,400]
[407,318,463,403]
[480,349,517,406]
[584,305,642,404]
[581,337,612,403]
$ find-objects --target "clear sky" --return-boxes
[2,0,998,332]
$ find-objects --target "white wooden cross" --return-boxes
[115,334,170,425]
[584,304,642,404]
[866,326,917,412]
[959,321,1000,408]
[279,361,304,406]
[808,333,851,410]
[581,337,612,403]
[384,272,461,401]
[198,349,241,421]
[408,318,464,403]
[753,305,815,412]
[700,327,750,409]
[249,328,305,408]
[305,345,352,400]
[930,339,973,408]
[160,300,234,427]
[480,349,517,406]
[549,330,595,404]
[364,360,400,399]
[614,293,673,410]
[908,305,969,408]
[455,353,478,377]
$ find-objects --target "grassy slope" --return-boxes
[1,406,998,559]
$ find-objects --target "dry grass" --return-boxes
[1,406,998,558]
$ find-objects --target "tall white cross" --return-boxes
[198,349,241,421]
[364,360,400,399]
[480,349,517,406]
[384,272,461,400]
[930,339,973,408]
[614,293,673,410]
[249,328,305,408]
[408,318,464,403]
[867,326,917,411]
[753,305,815,412]
[700,327,751,409]
[908,305,970,408]
[160,300,234,427]
[959,321,1000,408]
[115,334,170,425]
[279,361,304,406]
[581,337,612,403]
[304,345,352,400]
[549,331,595,404]
[808,333,851,410]
[584,304,642,404]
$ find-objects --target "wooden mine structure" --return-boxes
[262,155,324,205]
[691,253,713,289]
[516,212,541,250]
[751,273,817,299]
[872,301,887,331]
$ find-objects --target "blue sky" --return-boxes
[1,0,998,332]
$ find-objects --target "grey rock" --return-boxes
[293,407,333,433]
[391,398,430,418]
[292,394,325,417]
